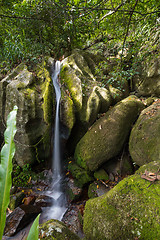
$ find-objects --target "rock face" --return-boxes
[83,161,160,240]
[129,100,160,166]
[39,219,80,240]
[0,61,54,167]
[134,56,160,97]
[74,96,144,172]
[133,37,160,97]
[60,49,112,129]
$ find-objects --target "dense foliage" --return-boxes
[0,0,159,73]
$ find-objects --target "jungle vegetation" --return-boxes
[0,0,159,73]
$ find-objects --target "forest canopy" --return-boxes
[0,0,160,71]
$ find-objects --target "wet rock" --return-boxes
[66,178,82,201]
[63,203,84,238]
[34,195,53,208]
[4,205,41,236]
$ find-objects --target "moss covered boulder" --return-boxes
[0,61,54,167]
[74,96,144,172]
[129,100,160,166]
[39,219,80,240]
[83,161,160,240]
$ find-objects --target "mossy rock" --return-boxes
[75,95,145,172]
[129,100,160,166]
[68,162,93,188]
[94,169,109,181]
[60,51,112,128]
[60,85,76,136]
[39,219,80,240]
[0,61,53,167]
[83,161,160,240]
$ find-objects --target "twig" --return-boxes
[121,0,139,64]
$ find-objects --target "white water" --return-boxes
[44,61,67,221]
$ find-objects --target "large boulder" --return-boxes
[83,161,160,240]
[129,100,160,166]
[39,219,80,240]
[74,96,145,172]
[0,61,54,167]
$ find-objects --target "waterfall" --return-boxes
[44,61,67,221]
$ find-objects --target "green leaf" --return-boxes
[0,106,18,239]
[27,214,40,240]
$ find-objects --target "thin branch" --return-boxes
[121,0,139,63]
[98,2,124,25]
[0,14,46,21]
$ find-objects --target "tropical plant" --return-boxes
[27,214,40,240]
[0,106,40,239]
[0,106,18,239]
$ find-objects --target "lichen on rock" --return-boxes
[39,219,80,240]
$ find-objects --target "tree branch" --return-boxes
[98,2,125,25]
[121,0,139,63]
[0,14,46,21]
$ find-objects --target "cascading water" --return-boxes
[44,61,67,221]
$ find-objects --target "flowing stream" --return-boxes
[45,61,67,221]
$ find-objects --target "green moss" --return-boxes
[60,86,75,133]
[88,182,99,198]
[94,169,109,181]
[68,162,93,187]
[83,161,160,239]
[39,219,80,240]
[60,65,82,113]
[37,61,54,124]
